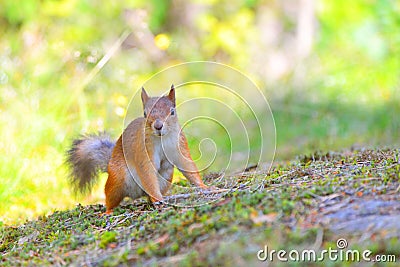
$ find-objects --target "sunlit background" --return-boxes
[0,0,399,223]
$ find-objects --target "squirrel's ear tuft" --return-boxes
[141,87,149,105]
[168,84,176,106]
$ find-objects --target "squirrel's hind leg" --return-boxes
[104,171,126,214]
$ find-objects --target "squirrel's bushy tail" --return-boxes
[66,133,115,195]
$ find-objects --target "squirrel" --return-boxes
[66,85,207,214]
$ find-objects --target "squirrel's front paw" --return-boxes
[153,200,165,205]
[149,195,163,203]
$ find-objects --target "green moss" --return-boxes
[99,231,117,249]
[1,149,399,265]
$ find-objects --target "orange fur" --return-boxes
[176,131,206,188]
[102,86,207,213]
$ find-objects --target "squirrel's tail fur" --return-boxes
[66,133,115,195]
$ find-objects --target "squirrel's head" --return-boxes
[141,85,178,136]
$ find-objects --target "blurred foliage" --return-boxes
[0,0,399,223]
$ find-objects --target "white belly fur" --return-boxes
[124,132,178,199]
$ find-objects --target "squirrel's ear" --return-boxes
[168,84,176,106]
[141,87,149,105]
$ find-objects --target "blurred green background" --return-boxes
[0,0,399,223]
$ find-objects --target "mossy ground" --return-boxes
[1,148,399,266]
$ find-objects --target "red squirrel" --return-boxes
[66,85,207,213]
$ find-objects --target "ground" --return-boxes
[1,148,399,266]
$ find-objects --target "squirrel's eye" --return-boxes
[170,108,175,116]
[144,111,147,118]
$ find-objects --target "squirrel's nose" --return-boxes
[154,119,163,130]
